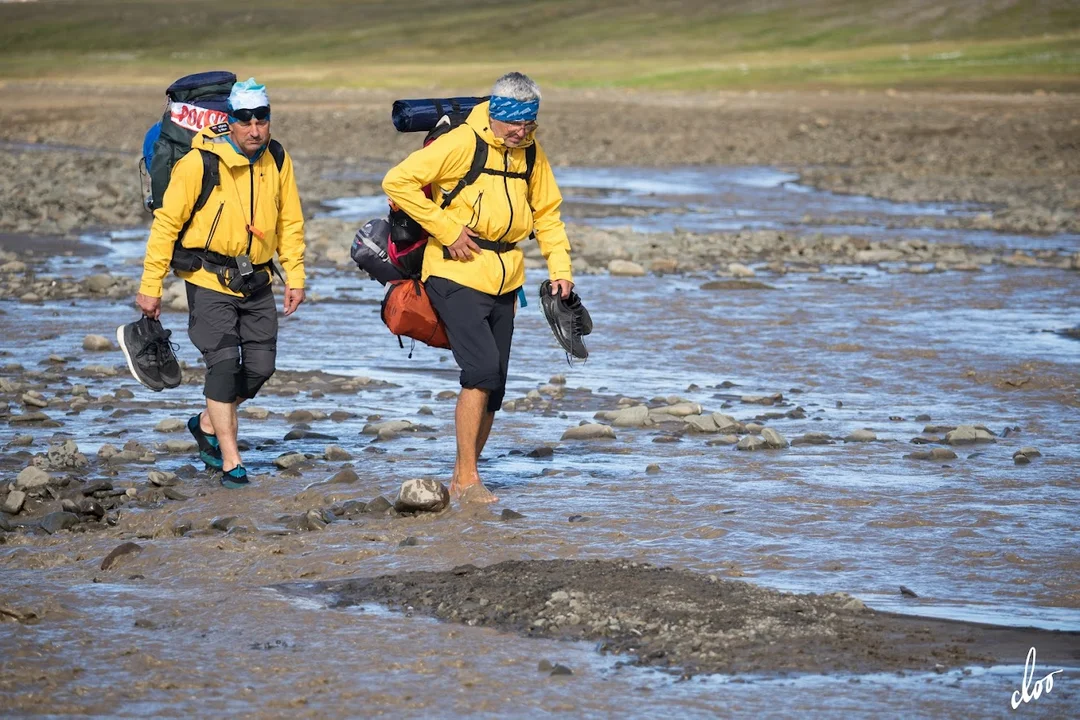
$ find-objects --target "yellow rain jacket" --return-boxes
[382,101,572,296]
[138,124,306,298]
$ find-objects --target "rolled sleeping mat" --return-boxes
[391,96,489,133]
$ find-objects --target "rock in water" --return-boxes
[101,542,143,570]
[608,260,646,277]
[736,435,767,451]
[761,428,789,449]
[16,466,51,490]
[561,424,616,441]
[2,490,27,514]
[82,334,114,352]
[845,429,877,443]
[395,478,450,513]
[39,511,81,535]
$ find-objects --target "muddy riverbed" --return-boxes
[1,84,1079,717]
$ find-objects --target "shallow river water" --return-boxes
[2,165,1078,718]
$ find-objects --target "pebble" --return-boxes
[15,466,51,490]
[417,405,434,416]
[608,259,646,277]
[728,262,756,278]
[162,487,189,501]
[21,393,48,408]
[100,542,143,571]
[286,409,316,423]
[845,429,877,442]
[324,445,353,461]
[154,418,186,433]
[736,435,767,451]
[7,435,33,447]
[761,428,789,449]
[568,514,589,523]
[82,334,114,352]
[242,406,271,420]
[364,496,393,515]
[85,273,116,293]
[10,411,51,424]
[362,420,415,436]
[899,586,919,598]
[395,478,450,513]
[39,511,81,535]
[147,470,178,487]
[944,425,997,445]
[550,664,574,676]
[501,509,525,521]
[527,446,555,459]
[398,536,419,547]
[163,439,197,453]
[646,463,661,474]
[273,452,308,469]
[2,490,27,514]
[792,432,833,445]
[561,424,616,441]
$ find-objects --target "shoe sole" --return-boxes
[116,324,164,392]
[221,478,249,489]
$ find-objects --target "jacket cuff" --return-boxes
[138,279,163,298]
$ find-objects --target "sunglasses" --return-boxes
[501,120,537,134]
[230,106,270,122]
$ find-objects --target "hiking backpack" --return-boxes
[140,71,288,267]
[140,71,236,213]
[386,96,538,278]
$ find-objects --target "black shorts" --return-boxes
[425,276,515,413]
[186,283,277,402]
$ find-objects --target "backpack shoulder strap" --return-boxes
[267,139,286,172]
[525,143,537,183]
[439,131,488,210]
[177,149,220,242]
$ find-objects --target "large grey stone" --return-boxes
[362,420,415,436]
[945,425,996,445]
[761,428,789,449]
[395,478,451,513]
[561,424,616,441]
[47,440,88,469]
[736,435,768,451]
[154,418,186,433]
[845,429,878,443]
[39,511,81,534]
[15,466,51,490]
[612,405,651,427]
[273,452,308,469]
[82,334,114,352]
[608,260,646,277]
[2,490,26,514]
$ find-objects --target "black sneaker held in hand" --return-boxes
[540,280,592,362]
[116,317,181,391]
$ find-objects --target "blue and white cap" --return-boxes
[228,77,270,112]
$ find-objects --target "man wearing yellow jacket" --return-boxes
[383,72,574,504]
[134,78,305,488]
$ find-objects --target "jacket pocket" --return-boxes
[203,202,224,251]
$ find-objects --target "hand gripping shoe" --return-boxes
[540,280,592,361]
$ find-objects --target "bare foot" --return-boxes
[457,483,498,504]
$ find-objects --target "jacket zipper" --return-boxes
[203,202,224,251]
[245,165,255,255]
[496,149,513,295]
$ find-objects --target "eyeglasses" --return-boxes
[230,106,270,122]
[500,120,537,134]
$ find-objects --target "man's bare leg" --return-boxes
[450,388,497,503]
[204,398,242,472]
[476,409,496,457]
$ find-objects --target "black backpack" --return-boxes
[387,97,537,277]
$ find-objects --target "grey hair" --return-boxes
[491,72,541,102]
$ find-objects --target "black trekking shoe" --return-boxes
[117,317,165,391]
[188,414,223,470]
[540,280,591,361]
[150,320,182,389]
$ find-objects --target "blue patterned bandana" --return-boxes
[489,95,539,122]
